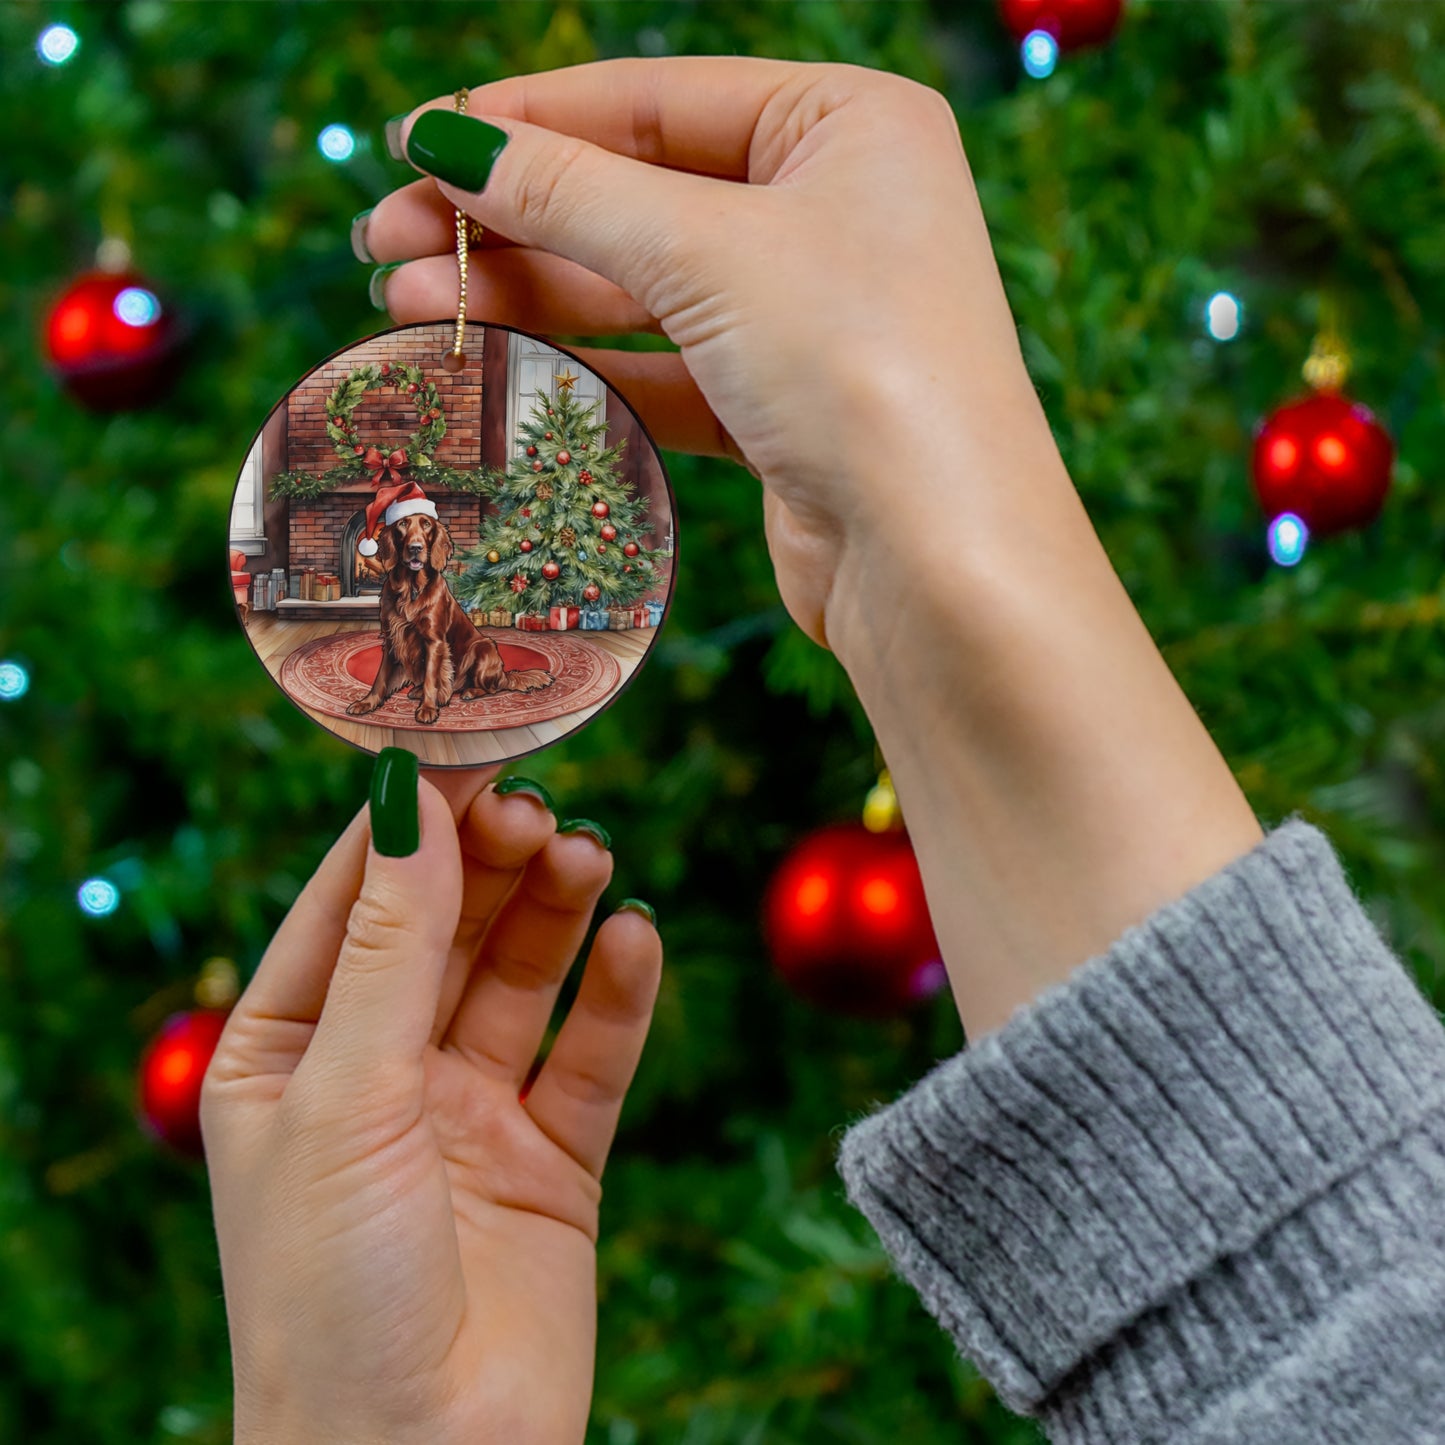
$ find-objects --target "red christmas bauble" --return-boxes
[520,539,533,552]
[545,431,553,440]
[547,409,554,416]
[583,584,601,602]
[526,445,538,456]
[381,362,391,374]
[623,541,640,558]
[541,560,561,580]
[532,461,544,472]
[592,501,610,519]
[45,270,183,410]
[353,445,366,456]
[997,0,1124,48]
[597,544,607,554]
[763,823,945,1017]
[600,523,617,542]
[624,565,632,573]
[407,383,419,394]
[1251,392,1394,537]
[429,408,441,420]
[137,1008,230,1157]
[556,449,571,465]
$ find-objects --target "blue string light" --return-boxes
[78,878,121,917]
[1205,291,1242,342]
[37,24,79,66]
[1267,512,1309,567]
[318,124,357,162]
[1021,30,1059,79]
[114,287,162,328]
[0,660,29,700]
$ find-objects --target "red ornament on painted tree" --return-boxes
[763,823,945,1017]
[541,560,561,580]
[137,1009,230,1157]
[998,0,1123,49]
[45,270,183,410]
[600,523,617,542]
[1252,392,1393,536]
[591,501,610,519]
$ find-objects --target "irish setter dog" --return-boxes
[345,512,553,726]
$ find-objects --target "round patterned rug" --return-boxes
[278,628,622,732]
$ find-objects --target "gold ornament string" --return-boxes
[443,87,479,372]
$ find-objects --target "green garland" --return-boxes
[268,361,494,499]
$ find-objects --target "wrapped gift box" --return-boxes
[231,571,251,609]
[645,599,664,627]
[630,604,649,628]
[607,607,635,631]
[468,609,487,627]
[487,608,514,628]
[579,607,609,630]
[548,605,580,631]
[515,612,549,631]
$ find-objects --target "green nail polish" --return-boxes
[617,897,656,926]
[368,261,404,311]
[558,818,612,851]
[350,208,375,264]
[494,776,555,812]
[405,110,510,193]
[370,747,419,857]
[384,113,409,162]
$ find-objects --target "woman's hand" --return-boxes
[202,758,661,1445]
[362,56,1042,653]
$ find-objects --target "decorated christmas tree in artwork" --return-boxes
[457,374,667,619]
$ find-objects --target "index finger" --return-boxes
[398,54,818,183]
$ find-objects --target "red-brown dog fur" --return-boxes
[346,512,552,726]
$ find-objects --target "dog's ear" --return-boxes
[429,519,454,574]
[376,523,399,570]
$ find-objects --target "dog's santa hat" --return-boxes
[356,479,438,557]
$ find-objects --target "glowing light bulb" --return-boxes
[113,287,161,327]
[1205,291,1242,341]
[1021,30,1059,79]
[0,660,29,700]
[78,877,121,917]
[38,24,79,66]
[318,124,356,162]
[1267,512,1308,568]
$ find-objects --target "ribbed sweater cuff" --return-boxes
[836,819,1445,1433]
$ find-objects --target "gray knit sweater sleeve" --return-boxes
[835,820,1445,1443]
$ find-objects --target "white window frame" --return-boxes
[230,434,267,555]
[506,337,605,456]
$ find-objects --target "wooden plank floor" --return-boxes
[243,616,651,766]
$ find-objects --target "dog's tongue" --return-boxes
[407,559,423,570]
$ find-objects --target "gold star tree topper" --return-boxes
[554,369,579,392]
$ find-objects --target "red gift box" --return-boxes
[515,612,549,631]
[548,605,580,631]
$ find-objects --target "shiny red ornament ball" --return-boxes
[763,823,945,1017]
[1251,392,1394,537]
[997,0,1124,48]
[623,541,640,558]
[353,445,366,456]
[407,383,419,394]
[532,461,544,472]
[381,362,391,374]
[600,523,618,542]
[547,409,554,416]
[526,445,538,456]
[556,449,572,465]
[623,565,632,573]
[137,1008,230,1157]
[592,501,610,519]
[583,584,601,602]
[545,431,553,440]
[597,544,607,554]
[541,560,561,580]
[45,270,183,410]
[520,539,533,552]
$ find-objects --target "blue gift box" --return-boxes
[579,607,610,630]
[645,600,664,627]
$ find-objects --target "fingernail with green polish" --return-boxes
[405,109,510,193]
[384,113,409,162]
[558,818,612,851]
[494,775,555,812]
[617,897,656,926]
[370,747,420,857]
[350,208,375,264]
[369,261,404,311]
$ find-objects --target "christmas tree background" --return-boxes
[1,4,1443,1443]
[458,382,668,618]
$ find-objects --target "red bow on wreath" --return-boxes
[364,447,408,489]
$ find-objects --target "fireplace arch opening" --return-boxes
[339,508,381,597]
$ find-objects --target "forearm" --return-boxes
[826,377,1261,1040]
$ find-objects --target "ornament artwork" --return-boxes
[1252,328,1394,542]
[45,267,184,411]
[997,0,1124,49]
[592,501,610,519]
[225,86,676,767]
[763,821,945,1017]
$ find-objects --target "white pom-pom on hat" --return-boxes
[357,536,379,557]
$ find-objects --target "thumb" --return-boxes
[396,105,754,317]
[303,750,462,1089]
